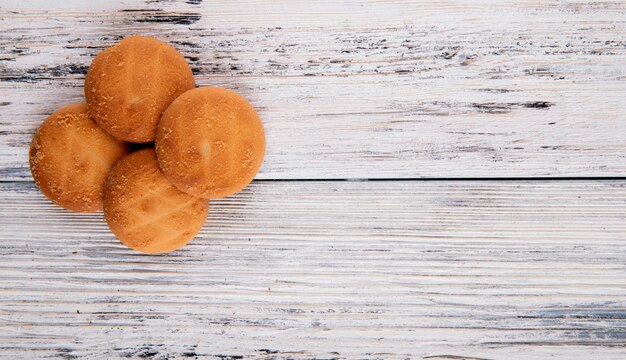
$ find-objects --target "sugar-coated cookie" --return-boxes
[29,103,130,212]
[85,36,195,143]
[155,87,265,198]
[103,149,208,254]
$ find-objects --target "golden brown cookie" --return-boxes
[29,103,130,212]
[155,87,265,198]
[85,36,195,143]
[103,149,208,254]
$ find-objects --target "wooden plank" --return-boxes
[1,180,625,358]
[1,0,625,180]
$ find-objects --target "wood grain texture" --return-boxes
[1,180,626,359]
[1,1,626,359]
[1,0,625,180]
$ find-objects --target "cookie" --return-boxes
[155,87,265,198]
[103,149,208,254]
[29,103,130,212]
[85,36,195,143]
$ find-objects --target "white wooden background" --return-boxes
[1,0,625,359]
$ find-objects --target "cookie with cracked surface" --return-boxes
[156,87,265,198]
[103,148,208,254]
[29,103,130,212]
[85,35,195,143]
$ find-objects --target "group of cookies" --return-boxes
[29,36,265,254]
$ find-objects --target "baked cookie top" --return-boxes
[156,87,265,198]
[85,36,195,143]
[29,103,129,212]
[103,148,208,254]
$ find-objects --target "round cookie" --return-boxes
[29,103,130,212]
[85,36,195,143]
[103,149,208,254]
[156,87,265,198]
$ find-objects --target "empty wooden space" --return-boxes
[0,0,625,359]
[2,180,626,358]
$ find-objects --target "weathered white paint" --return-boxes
[0,0,625,180]
[1,1,626,359]
[1,181,626,359]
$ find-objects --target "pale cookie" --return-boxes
[29,103,130,212]
[103,149,208,254]
[156,87,265,198]
[85,36,195,143]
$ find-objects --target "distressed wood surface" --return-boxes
[1,1,626,359]
[1,180,626,359]
[1,0,625,180]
